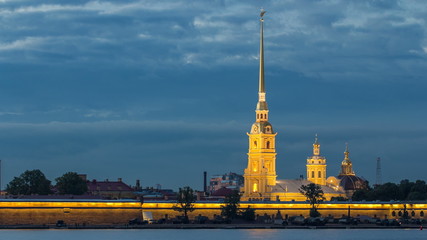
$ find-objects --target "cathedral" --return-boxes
[241,12,367,201]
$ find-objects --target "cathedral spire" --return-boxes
[340,142,354,175]
[313,134,320,156]
[259,9,266,95]
[344,142,350,160]
[255,9,268,115]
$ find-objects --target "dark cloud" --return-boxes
[0,0,426,190]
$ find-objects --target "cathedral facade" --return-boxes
[241,12,366,201]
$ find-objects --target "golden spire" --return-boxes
[313,134,320,156]
[256,8,268,112]
[340,142,354,175]
[259,9,266,95]
[344,142,350,160]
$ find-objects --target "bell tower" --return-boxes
[306,134,327,185]
[243,10,277,201]
[339,143,355,176]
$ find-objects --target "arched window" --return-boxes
[266,141,270,149]
[318,171,321,178]
[254,141,257,148]
[392,211,396,217]
[420,211,424,217]
[398,211,402,217]
[411,211,415,217]
[311,171,314,178]
[253,183,258,193]
[260,114,263,119]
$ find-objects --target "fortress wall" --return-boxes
[0,200,425,225]
[143,202,427,220]
[0,200,142,225]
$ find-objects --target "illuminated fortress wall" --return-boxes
[0,200,142,225]
[0,200,425,225]
[142,201,427,220]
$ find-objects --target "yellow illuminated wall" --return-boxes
[0,200,142,225]
[142,201,427,221]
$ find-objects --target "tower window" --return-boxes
[260,114,263,119]
[266,141,270,149]
[254,141,257,148]
[253,183,258,193]
[318,171,321,178]
[311,171,314,178]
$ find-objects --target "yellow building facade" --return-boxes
[242,12,344,201]
[306,135,327,185]
[242,13,277,201]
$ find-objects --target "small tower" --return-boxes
[339,143,355,176]
[306,134,327,185]
[243,9,277,201]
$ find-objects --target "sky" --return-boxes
[0,0,426,191]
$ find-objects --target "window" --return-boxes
[392,211,396,217]
[420,211,424,217]
[318,171,321,178]
[266,141,270,149]
[253,183,258,192]
[254,141,257,148]
[311,171,314,178]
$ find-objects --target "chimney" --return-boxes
[203,171,207,193]
[136,179,140,188]
[118,178,122,182]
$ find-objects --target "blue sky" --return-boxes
[0,0,426,190]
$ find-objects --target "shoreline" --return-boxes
[0,224,423,230]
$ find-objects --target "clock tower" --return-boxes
[242,10,277,201]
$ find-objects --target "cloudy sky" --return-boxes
[0,0,426,191]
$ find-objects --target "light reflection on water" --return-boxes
[0,229,425,240]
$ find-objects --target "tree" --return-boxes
[373,183,400,201]
[399,179,415,200]
[352,188,374,201]
[221,190,240,220]
[173,186,196,221]
[299,183,325,217]
[6,169,52,195]
[240,206,256,221]
[55,172,88,195]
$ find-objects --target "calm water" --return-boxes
[0,229,425,240]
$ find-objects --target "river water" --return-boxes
[0,229,425,240]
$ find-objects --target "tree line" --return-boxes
[173,186,255,223]
[352,179,427,201]
[6,169,88,195]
